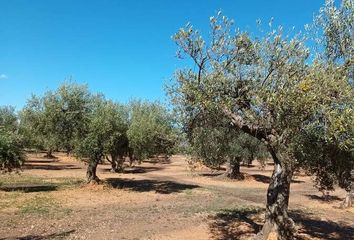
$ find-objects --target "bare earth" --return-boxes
[1,153,353,240]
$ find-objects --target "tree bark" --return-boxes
[248,152,254,167]
[86,160,100,184]
[341,190,353,208]
[110,158,118,173]
[111,155,125,173]
[225,158,243,179]
[117,156,125,172]
[222,107,296,239]
[45,150,55,158]
[128,150,134,167]
[255,159,296,240]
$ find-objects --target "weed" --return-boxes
[183,189,193,196]
[19,195,58,215]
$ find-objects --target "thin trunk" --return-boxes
[225,158,242,179]
[341,190,353,208]
[117,155,125,172]
[255,157,296,240]
[164,154,169,163]
[110,158,118,173]
[86,160,100,184]
[45,149,54,158]
[128,150,134,167]
[248,152,254,168]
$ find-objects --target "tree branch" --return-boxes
[222,106,273,142]
[261,68,274,86]
[105,155,112,163]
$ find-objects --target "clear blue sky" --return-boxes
[0,0,325,110]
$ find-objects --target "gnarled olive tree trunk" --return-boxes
[255,157,296,240]
[223,108,296,239]
[86,160,100,183]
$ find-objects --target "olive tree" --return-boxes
[0,106,18,131]
[168,1,353,239]
[74,99,129,183]
[186,109,268,179]
[55,83,93,155]
[127,100,176,163]
[20,94,59,157]
[103,103,129,173]
[0,106,25,172]
[20,83,92,157]
[307,0,354,207]
[295,131,354,205]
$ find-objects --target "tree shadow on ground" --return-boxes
[101,166,163,174]
[251,174,304,184]
[209,207,263,240]
[123,166,164,174]
[105,178,199,194]
[0,184,57,193]
[26,159,60,164]
[208,207,354,240]
[10,230,75,240]
[23,164,81,171]
[291,209,354,240]
[241,164,256,168]
[143,157,171,164]
[199,172,224,177]
[305,194,342,203]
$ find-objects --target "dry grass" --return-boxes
[0,152,353,240]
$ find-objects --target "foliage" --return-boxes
[187,110,268,170]
[19,83,177,181]
[168,1,353,237]
[20,83,92,155]
[54,83,93,153]
[0,106,18,131]
[315,0,353,66]
[74,99,128,163]
[127,100,177,161]
[73,97,131,181]
[0,106,25,172]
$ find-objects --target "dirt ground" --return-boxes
[1,153,353,240]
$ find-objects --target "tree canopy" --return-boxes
[18,84,177,182]
[20,83,92,156]
[0,106,25,172]
[168,0,353,238]
[74,98,130,182]
[127,100,177,162]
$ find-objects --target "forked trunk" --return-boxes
[86,160,100,184]
[255,160,296,240]
[110,154,125,173]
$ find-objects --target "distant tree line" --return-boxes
[0,83,177,183]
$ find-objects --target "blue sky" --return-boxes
[0,0,325,110]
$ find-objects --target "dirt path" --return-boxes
[1,153,353,240]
